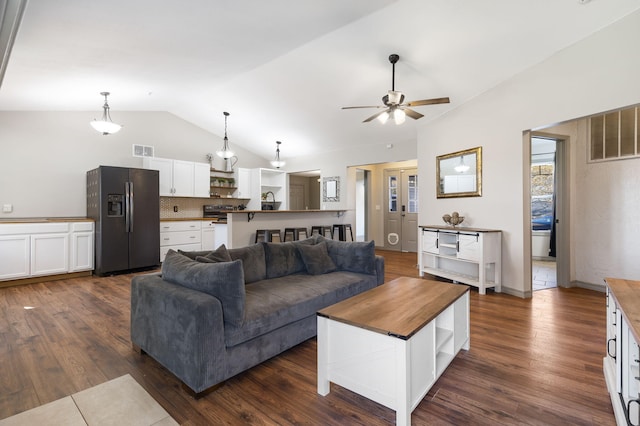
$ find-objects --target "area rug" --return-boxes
[0,374,177,426]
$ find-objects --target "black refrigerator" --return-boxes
[87,166,160,276]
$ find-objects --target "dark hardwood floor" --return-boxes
[0,250,614,425]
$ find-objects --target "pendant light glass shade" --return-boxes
[90,92,122,135]
[270,141,285,168]
[216,111,235,159]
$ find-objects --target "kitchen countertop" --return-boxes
[229,209,346,214]
[160,217,227,223]
[0,217,94,223]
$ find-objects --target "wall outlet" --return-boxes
[3,204,13,213]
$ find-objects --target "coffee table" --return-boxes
[317,277,469,425]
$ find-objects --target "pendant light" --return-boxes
[216,111,235,159]
[270,141,285,168]
[90,92,122,135]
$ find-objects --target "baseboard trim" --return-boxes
[0,271,92,288]
[500,286,531,299]
[572,280,606,293]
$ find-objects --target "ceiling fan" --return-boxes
[342,54,450,125]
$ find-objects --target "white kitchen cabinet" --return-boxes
[70,222,94,272]
[31,233,69,277]
[418,226,501,295]
[0,234,30,280]
[0,221,94,282]
[604,278,640,426]
[194,162,211,198]
[214,223,228,248]
[143,157,210,197]
[236,168,252,199]
[247,168,287,210]
[160,221,202,262]
[201,221,216,250]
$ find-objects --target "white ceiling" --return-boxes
[1,0,640,161]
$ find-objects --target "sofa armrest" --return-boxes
[131,274,227,393]
[375,255,385,285]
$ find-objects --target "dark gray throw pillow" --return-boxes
[162,250,245,327]
[178,244,231,263]
[297,241,336,275]
[228,243,267,284]
[316,236,376,275]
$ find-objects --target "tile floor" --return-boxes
[0,374,177,426]
[533,259,557,291]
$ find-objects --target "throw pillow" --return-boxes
[178,244,231,263]
[228,243,267,284]
[317,236,376,275]
[297,241,336,275]
[263,242,306,279]
[162,250,245,327]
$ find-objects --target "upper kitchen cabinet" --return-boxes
[247,168,287,210]
[143,158,210,197]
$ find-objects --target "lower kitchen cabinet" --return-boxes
[0,220,94,282]
[160,220,202,262]
[0,234,30,280]
[604,278,640,426]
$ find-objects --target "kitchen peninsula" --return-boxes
[227,209,347,247]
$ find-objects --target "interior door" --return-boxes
[289,184,305,210]
[402,170,418,252]
[383,168,418,252]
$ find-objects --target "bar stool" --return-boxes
[255,229,282,243]
[332,224,354,242]
[283,227,309,241]
[311,226,333,239]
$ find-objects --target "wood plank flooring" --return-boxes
[0,250,614,425]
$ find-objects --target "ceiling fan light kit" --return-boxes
[216,111,235,159]
[90,92,122,135]
[342,54,450,125]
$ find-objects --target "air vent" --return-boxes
[132,144,154,157]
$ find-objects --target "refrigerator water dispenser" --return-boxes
[107,194,124,217]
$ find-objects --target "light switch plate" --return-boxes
[3,204,13,213]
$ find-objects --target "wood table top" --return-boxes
[605,277,640,343]
[317,277,469,340]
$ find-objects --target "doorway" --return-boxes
[383,168,418,252]
[288,170,321,210]
[530,136,565,291]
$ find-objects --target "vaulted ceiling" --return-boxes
[1,0,639,161]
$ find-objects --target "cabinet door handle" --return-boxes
[607,338,616,360]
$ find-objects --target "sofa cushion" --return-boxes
[228,243,267,284]
[224,271,379,347]
[178,244,231,262]
[161,250,245,327]
[263,238,315,279]
[297,241,336,275]
[317,237,376,275]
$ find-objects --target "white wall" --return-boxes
[418,10,640,297]
[0,111,267,218]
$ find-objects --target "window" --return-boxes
[388,176,397,212]
[531,138,555,231]
[590,106,639,162]
[407,174,418,213]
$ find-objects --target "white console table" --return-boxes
[604,278,640,426]
[418,225,501,295]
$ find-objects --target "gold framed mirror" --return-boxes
[436,146,482,198]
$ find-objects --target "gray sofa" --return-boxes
[130,236,384,395]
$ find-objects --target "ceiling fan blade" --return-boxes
[363,109,389,123]
[403,108,424,120]
[342,105,385,110]
[404,97,450,107]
